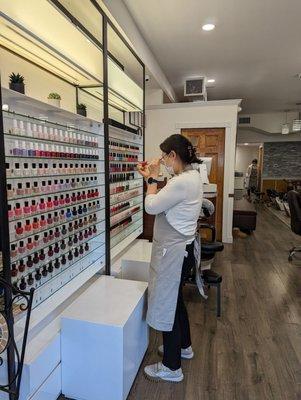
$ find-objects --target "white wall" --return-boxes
[146,100,241,243]
[239,111,298,133]
[145,88,164,106]
[237,129,301,144]
[235,145,259,174]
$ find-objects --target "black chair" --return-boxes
[287,190,301,262]
[199,223,224,317]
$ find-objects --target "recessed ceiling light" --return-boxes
[244,143,249,145]
[207,79,215,83]
[202,24,215,31]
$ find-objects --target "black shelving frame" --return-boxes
[0,2,145,398]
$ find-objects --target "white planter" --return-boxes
[47,98,61,108]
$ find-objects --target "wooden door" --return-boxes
[182,128,225,240]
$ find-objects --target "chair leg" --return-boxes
[216,283,221,317]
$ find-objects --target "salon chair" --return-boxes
[199,223,224,317]
[287,190,301,262]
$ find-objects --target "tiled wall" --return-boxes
[263,141,301,178]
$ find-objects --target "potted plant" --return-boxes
[47,93,61,108]
[9,73,25,94]
[77,103,87,117]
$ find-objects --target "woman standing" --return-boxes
[137,134,203,383]
[246,158,258,200]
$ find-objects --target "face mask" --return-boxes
[161,156,174,175]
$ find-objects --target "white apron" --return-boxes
[146,212,195,331]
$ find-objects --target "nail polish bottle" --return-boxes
[59,195,65,206]
[19,259,26,272]
[43,232,49,244]
[48,246,54,259]
[16,183,24,196]
[73,234,78,244]
[65,194,71,205]
[47,196,53,209]
[66,208,72,220]
[78,205,83,215]
[33,217,39,232]
[83,217,88,226]
[83,204,88,213]
[48,229,54,242]
[8,204,14,221]
[93,225,97,234]
[14,162,21,177]
[26,238,34,251]
[74,220,79,231]
[32,163,37,176]
[25,182,32,196]
[79,245,84,255]
[42,265,48,277]
[54,227,60,239]
[33,181,40,194]
[23,162,30,177]
[53,196,59,208]
[47,213,53,226]
[60,239,66,251]
[41,181,47,193]
[68,222,73,233]
[33,252,39,268]
[72,207,77,217]
[61,225,67,236]
[54,180,59,191]
[39,198,46,211]
[84,229,88,239]
[19,277,27,291]
[79,231,84,242]
[27,273,34,286]
[60,209,66,222]
[71,192,76,203]
[15,222,24,238]
[76,192,82,202]
[84,242,89,252]
[35,268,42,281]
[23,201,30,216]
[78,219,83,229]
[53,212,59,224]
[67,250,73,262]
[67,237,73,247]
[54,243,60,255]
[88,227,93,237]
[33,234,40,247]
[11,263,18,278]
[71,178,76,189]
[24,220,32,234]
[40,215,47,228]
[61,255,67,266]
[48,261,54,273]
[39,249,45,263]
[74,247,79,259]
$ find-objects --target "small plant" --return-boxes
[9,73,25,84]
[77,103,87,111]
[48,93,61,100]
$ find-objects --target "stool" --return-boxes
[202,270,222,317]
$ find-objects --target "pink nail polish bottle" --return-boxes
[15,202,23,218]
[23,201,31,215]
[31,200,37,213]
[53,196,59,208]
[7,184,14,199]
[8,204,14,220]
[39,198,46,211]
[10,244,18,259]
[18,240,25,254]
[24,219,32,234]
[47,197,53,209]
[40,215,47,228]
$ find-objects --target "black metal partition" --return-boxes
[0,1,145,398]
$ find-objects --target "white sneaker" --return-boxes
[144,361,184,382]
[158,345,194,360]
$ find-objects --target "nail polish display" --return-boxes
[4,105,106,308]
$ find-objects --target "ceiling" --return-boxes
[124,0,301,113]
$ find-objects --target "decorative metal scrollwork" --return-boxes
[0,278,34,399]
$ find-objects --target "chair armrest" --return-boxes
[199,223,216,242]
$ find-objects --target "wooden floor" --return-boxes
[127,207,301,400]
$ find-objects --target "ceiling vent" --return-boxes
[184,77,207,100]
[238,117,251,125]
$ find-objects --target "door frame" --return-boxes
[175,121,237,243]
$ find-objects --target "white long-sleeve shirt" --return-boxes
[145,170,203,238]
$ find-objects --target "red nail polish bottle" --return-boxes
[65,194,71,204]
[39,249,45,262]
[23,201,31,215]
[19,259,26,272]
[31,199,37,214]
[79,231,84,242]
[54,243,60,255]
[11,263,18,277]
[47,213,53,226]
[77,192,82,202]
[59,195,65,206]
[48,246,54,258]
[47,197,53,209]
[27,237,34,251]
[54,227,60,239]
[53,196,59,208]
[79,244,84,255]
[82,191,87,200]
[24,220,32,233]
[71,193,76,203]
[39,198,46,211]
[15,222,24,237]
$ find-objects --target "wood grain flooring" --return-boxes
[127,207,301,400]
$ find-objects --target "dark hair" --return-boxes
[252,159,258,164]
[160,134,201,164]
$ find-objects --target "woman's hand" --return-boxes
[137,159,161,179]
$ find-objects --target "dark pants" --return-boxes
[247,186,256,197]
[162,242,194,370]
